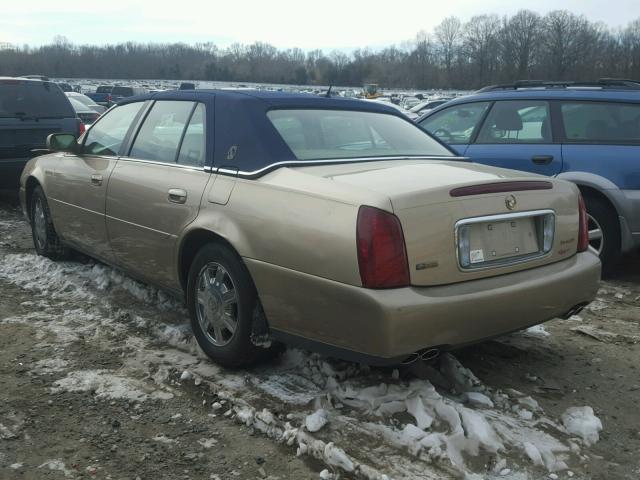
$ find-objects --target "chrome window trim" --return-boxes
[116,155,209,173]
[209,155,468,178]
[454,209,556,272]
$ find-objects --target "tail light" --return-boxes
[577,194,589,252]
[78,120,86,136]
[356,206,410,289]
[107,94,112,103]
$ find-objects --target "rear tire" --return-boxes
[30,186,70,260]
[186,243,266,368]
[583,195,620,275]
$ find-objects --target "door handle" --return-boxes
[168,188,187,204]
[531,155,554,165]
[90,174,103,186]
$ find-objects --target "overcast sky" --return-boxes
[2,0,638,51]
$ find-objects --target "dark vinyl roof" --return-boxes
[117,89,416,175]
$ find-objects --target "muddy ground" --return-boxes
[0,191,638,480]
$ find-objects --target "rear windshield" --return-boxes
[267,109,452,161]
[111,87,133,96]
[96,86,113,93]
[0,80,74,118]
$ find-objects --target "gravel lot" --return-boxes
[0,191,638,480]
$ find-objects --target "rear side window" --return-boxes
[177,103,206,167]
[561,102,640,143]
[82,102,143,156]
[112,87,134,96]
[0,80,74,119]
[130,101,194,163]
[476,101,551,144]
[268,109,452,160]
[96,86,112,94]
[419,102,490,144]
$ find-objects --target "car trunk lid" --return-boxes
[292,159,580,286]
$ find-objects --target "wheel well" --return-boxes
[25,177,41,219]
[178,229,239,291]
[576,184,618,216]
[576,183,621,232]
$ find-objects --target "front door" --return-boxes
[464,100,563,176]
[47,101,145,260]
[106,100,210,290]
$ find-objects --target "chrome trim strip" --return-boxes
[214,155,467,178]
[454,209,556,272]
[105,214,177,238]
[116,156,209,172]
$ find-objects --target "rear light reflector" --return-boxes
[450,181,552,197]
[356,206,410,289]
[577,194,589,252]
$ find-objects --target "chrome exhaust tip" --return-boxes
[401,352,421,365]
[420,348,440,362]
[560,302,588,319]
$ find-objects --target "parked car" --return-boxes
[19,90,600,367]
[86,85,113,107]
[0,77,81,189]
[110,86,147,103]
[65,92,106,114]
[406,97,452,120]
[400,96,421,110]
[179,82,196,90]
[57,82,73,92]
[68,97,100,126]
[417,79,640,271]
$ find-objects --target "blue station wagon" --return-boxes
[417,80,640,271]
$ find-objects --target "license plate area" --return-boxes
[456,210,555,270]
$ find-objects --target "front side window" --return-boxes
[476,101,551,144]
[267,109,452,160]
[129,101,195,163]
[419,102,490,144]
[561,101,640,143]
[82,102,143,156]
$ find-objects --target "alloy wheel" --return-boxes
[587,213,604,256]
[33,198,47,250]
[195,262,239,346]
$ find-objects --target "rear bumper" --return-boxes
[247,252,601,364]
[0,158,29,189]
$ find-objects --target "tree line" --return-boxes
[1,10,640,90]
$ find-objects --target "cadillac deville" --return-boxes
[19,90,601,367]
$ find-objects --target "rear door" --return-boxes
[464,100,563,176]
[106,99,211,289]
[558,100,640,189]
[418,101,491,155]
[47,101,145,260]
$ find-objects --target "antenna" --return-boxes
[325,85,333,98]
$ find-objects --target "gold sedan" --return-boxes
[19,90,601,367]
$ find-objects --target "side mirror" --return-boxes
[47,133,78,153]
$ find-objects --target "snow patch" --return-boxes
[305,409,329,432]
[52,369,173,402]
[561,406,602,446]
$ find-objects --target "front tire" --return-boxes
[30,186,70,260]
[186,243,265,368]
[583,195,620,274]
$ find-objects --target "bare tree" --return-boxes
[434,17,462,87]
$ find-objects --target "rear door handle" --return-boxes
[168,188,187,204]
[531,155,554,165]
[90,174,103,186]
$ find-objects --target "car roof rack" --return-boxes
[476,78,640,92]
